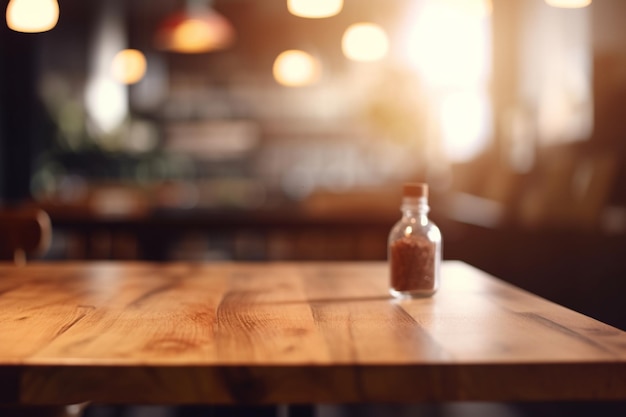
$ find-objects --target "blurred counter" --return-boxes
[33,193,400,262]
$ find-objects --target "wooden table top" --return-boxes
[0,261,625,405]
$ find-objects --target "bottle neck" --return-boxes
[401,196,429,220]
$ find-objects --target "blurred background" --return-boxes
[0,0,625,330]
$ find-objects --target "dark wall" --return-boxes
[0,24,38,204]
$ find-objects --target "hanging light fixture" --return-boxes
[155,0,235,54]
[5,0,59,33]
[287,0,343,19]
[545,0,592,8]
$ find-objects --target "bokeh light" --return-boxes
[111,49,147,85]
[342,23,389,62]
[287,0,343,18]
[6,0,59,33]
[273,50,321,87]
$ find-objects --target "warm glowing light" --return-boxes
[545,0,592,8]
[155,11,235,54]
[441,0,492,17]
[287,0,343,18]
[405,1,490,87]
[86,0,128,136]
[399,0,492,163]
[342,23,389,62]
[6,0,59,33]
[85,78,127,135]
[111,49,147,85]
[440,91,491,162]
[174,19,217,52]
[273,50,321,87]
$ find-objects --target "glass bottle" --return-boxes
[388,183,442,298]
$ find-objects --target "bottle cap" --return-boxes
[403,183,428,199]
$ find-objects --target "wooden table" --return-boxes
[0,261,625,409]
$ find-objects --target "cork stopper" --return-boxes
[403,183,428,199]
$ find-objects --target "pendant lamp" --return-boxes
[155,0,235,54]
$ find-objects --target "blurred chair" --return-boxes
[0,207,51,264]
[0,208,86,416]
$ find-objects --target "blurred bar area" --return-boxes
[1,0,625,328]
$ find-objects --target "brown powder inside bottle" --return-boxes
[390,235,436,292]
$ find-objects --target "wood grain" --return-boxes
[0,261,625,405]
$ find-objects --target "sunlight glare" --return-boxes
[405,0,490,87]
[440,91,491,162]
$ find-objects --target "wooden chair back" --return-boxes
[0,207,51,265]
